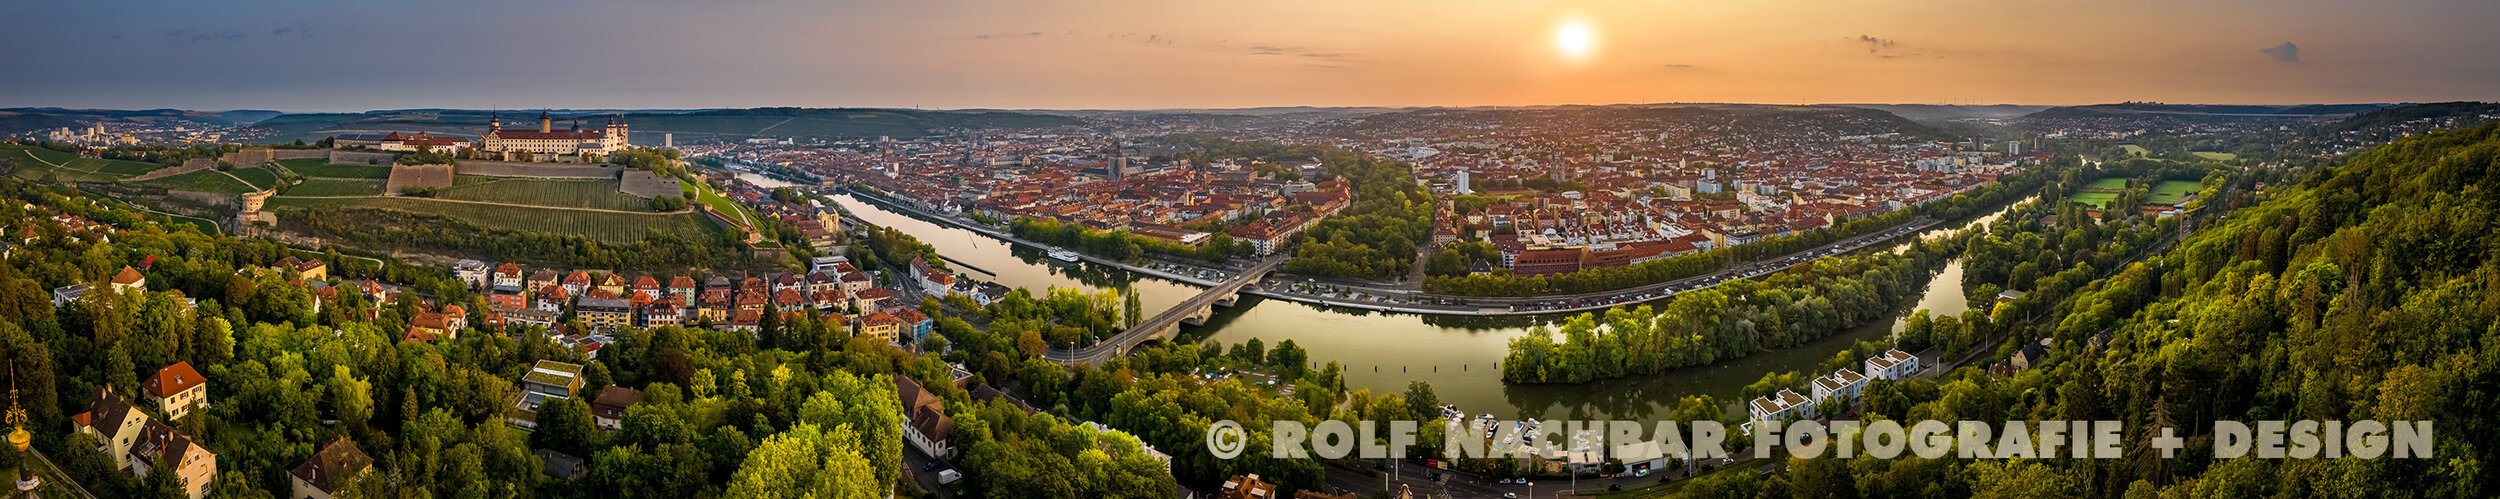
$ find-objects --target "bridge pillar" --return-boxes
[1179,303,1213,326]
[1213,292,1239,308]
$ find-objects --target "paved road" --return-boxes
[899,444,960,499]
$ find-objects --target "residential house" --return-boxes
[631,276,663,303]
[590,387,643,431]
[643,301,683,327]
[894,375,954,459]
[288,437,372,499]
[508,360,585,429]
[405,311,452,343]
[142,362,209,420]
[489,285,527,309]
[860,311,902,345]
[535,284,569,312]
[577,297,632,330]
[1810,368,1868,408]
[110,266,146,293]
[596,273,627,298]
[1864,350,1920,381]
[527,269,560,292]
[1745,388,1814,424]
[852,288,891,311]
[71,386,218,499]
[50,283,89,307]
[454,259,490,289]
[1219,474,1277,499]
[668,275,699,303]
[894,308,933,344]
[493,263,526,289]
[561,271,591,297]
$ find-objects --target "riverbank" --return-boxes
[827,184,2029,421]
[839,184,1950,317]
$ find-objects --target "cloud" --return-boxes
[2261,42,2299,63]
[1854,35,1897,53]
[972,31,1044,40]
[1246,45,1348,62]
[172,29,247,42]
[1660,63,1697,70]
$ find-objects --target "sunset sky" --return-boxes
[5,0,2495,111]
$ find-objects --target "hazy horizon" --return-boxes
[6,0,2496,112]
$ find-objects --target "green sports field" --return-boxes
[2190,151,2237,161]
[2069,192,2119,209]
[2146,180,2202,205]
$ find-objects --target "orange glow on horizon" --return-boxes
[1554,18,1598,65]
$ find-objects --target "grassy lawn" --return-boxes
[683,178,756,225]
[265,196,716,243]
[433,176,652,211]
[2116,144,2150,158]
[230,166,279,190]
[2083,178,2128,190]
[277,158,393,179]
[0,143,157,182]
[2146,180,2202,205]
[2068,192,2118,209]
[286,178,386,196]
[134,169,259,194]
[2190,151,2237,161]
[88,194,222,233]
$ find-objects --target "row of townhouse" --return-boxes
[453,258,938,346]
[1746,349,1922,430]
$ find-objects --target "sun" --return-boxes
[1554,20,1598,63]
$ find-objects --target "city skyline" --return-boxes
[5,0,2498,112]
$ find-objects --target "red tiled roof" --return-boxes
[145,361,205,398]
[111,266,144,285]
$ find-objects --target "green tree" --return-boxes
[530,396,598,456]
[723,423,881,499]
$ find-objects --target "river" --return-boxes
[748,171,2012,420]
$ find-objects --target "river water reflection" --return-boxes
[788,171,2014,420]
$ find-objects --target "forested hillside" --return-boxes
[1676,123,2500,497]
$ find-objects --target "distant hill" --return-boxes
[1826,104,2051,122]
[1335,104,1948,140]
[0,107,282,135]
[252,107,1081,143]
[2027,102,2396,119]
[2325,101,2500,133]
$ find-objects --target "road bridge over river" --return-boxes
[1047,256,1286,365]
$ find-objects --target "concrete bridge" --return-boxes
[1048,256,1284,365]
